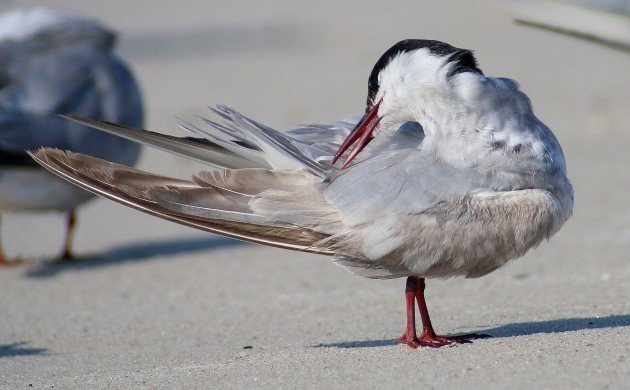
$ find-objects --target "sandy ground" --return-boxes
[1,0,629,388]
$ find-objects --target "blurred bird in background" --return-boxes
[509,0,630,53]
[0,8,143,264]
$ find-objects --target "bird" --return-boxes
[30,39,573,348]
[0,8,143,264]
[510,0,630,54]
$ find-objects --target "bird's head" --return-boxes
[333,39,484,168]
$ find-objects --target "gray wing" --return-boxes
[325,148,483,226]
[312,147,491,278]
[0,20,143,166]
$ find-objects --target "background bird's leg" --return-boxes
[0,214,5,265]
[395,276,421,348]
[416,278,489,347]
[58,210,76,260]
[0,215,27,266]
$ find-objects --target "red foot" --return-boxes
[0,257,27,267]
[58,250,74,261]
[396,333,422,349]
[396,330,490,349]
[396,277,491,349]
[396,331,458,348]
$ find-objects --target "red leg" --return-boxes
[396,277,489,349]
[395,277,422,348]
[416,278,489,347]
[0,215,5,266]
[58,210,76,260]
[0,215,23,266]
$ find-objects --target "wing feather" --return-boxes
[63,116,260,169]
[29,148,334,254]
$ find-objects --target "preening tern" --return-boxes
[31,39,573,347]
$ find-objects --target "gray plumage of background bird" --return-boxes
[0,8,143,264]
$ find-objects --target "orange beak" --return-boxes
[332,99,382,169]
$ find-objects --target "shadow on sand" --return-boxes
[313,314,630,348]
[25,236,247,278]
[0,342,47,358]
